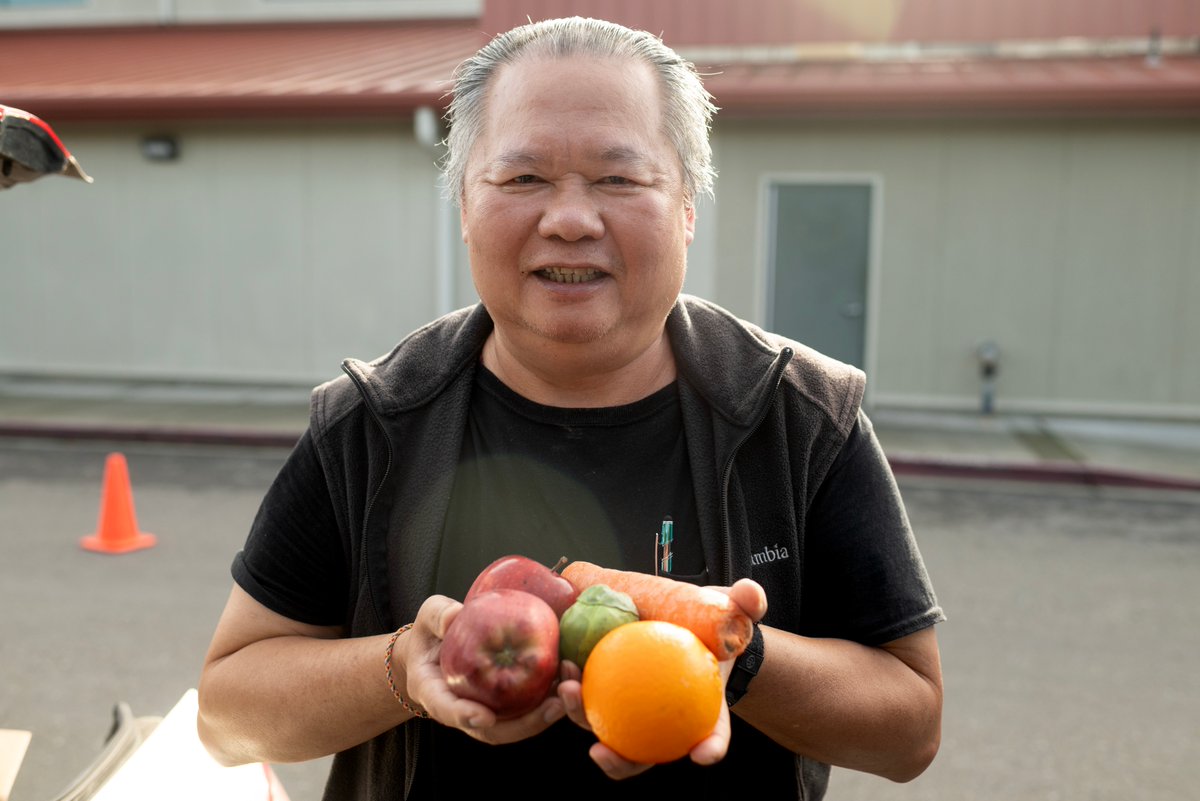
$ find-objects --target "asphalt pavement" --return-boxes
[2,379,1199,800]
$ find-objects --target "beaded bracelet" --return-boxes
[384,623,431,719]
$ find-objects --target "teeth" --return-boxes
[540,267,599,284]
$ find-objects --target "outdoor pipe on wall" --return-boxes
[415,105,456,316]
[977,341,1000,415]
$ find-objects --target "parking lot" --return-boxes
[2,438,1198,800]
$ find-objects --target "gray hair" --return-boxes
[442,16,717,206]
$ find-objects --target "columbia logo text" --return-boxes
[750,543,790,566]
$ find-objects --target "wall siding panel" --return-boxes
[0,122,447,386]
[712,118,1200,418]
[2,117,1196,418]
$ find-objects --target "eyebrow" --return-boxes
[597,146,654,168]
[492,146,658,172]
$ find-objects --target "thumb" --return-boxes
[418,594,463,639]
[727,578,768,622]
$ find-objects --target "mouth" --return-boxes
[536,266,603,284]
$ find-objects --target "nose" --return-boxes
[537,183,605,241]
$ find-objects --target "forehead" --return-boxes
[489,51,659,98]
[472,54,669,159]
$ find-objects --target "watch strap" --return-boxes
[725,622,764,707]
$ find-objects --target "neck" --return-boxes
[482,330,677,408]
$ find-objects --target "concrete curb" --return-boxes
[3,420,1199,494]
[889,455,1200,493]
[0,421,302,449]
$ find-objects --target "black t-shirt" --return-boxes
[420,366,718,795]
[435,364,704,601]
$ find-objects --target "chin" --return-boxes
[515,305,617,344]
[527,319,613,346]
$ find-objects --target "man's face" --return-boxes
[460,54,695,365]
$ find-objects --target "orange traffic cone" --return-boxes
[80,453,157,554]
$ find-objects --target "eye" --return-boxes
[600,175,633,186]
[511,174,539,185]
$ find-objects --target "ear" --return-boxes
[683,202,696,246]
[460,200,470,244]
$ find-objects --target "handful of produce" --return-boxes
[440,554,757,762]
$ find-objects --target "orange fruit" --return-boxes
[580,620,723,764]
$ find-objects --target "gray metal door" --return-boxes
[768,182,871,368]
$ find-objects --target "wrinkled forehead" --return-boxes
[490,51,659,104]
[471,57,674,175]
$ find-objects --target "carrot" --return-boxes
[561,561,753,661]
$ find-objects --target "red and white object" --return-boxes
[0,103,92,189]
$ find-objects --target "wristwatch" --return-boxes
[725,622,764,707]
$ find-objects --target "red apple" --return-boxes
[465,555,579,618]
[440,588,560,718]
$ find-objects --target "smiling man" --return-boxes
[198,17,944,800]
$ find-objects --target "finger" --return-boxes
[589,742,653,780]
[415,594,462,639]
[440,695,499,730]
[556,678,590,730]
[556,660,593,730]
[689,699,731,766]
[726,578,768,621]
[462,695,565,745]
[560,659,582,682]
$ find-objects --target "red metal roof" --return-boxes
[0,21,486,121]
[483,0,1200,47]
[699,55,1200,116]
[2,15,1198,121]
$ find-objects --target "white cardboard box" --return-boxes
[89,690,286,801]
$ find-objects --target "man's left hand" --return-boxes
[556,577,767,780]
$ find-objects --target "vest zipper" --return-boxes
[717,347,793,584]
[340,366,425,797]
[342,364,393,631]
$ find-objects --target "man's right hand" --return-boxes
[398,594,568,744]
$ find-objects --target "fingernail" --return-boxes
[466,716,485,728]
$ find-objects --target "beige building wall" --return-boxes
[0,120,468,386]
[3,115,1197,419]
[711,118,1200,419]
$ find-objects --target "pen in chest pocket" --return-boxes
[657,517,674,575]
